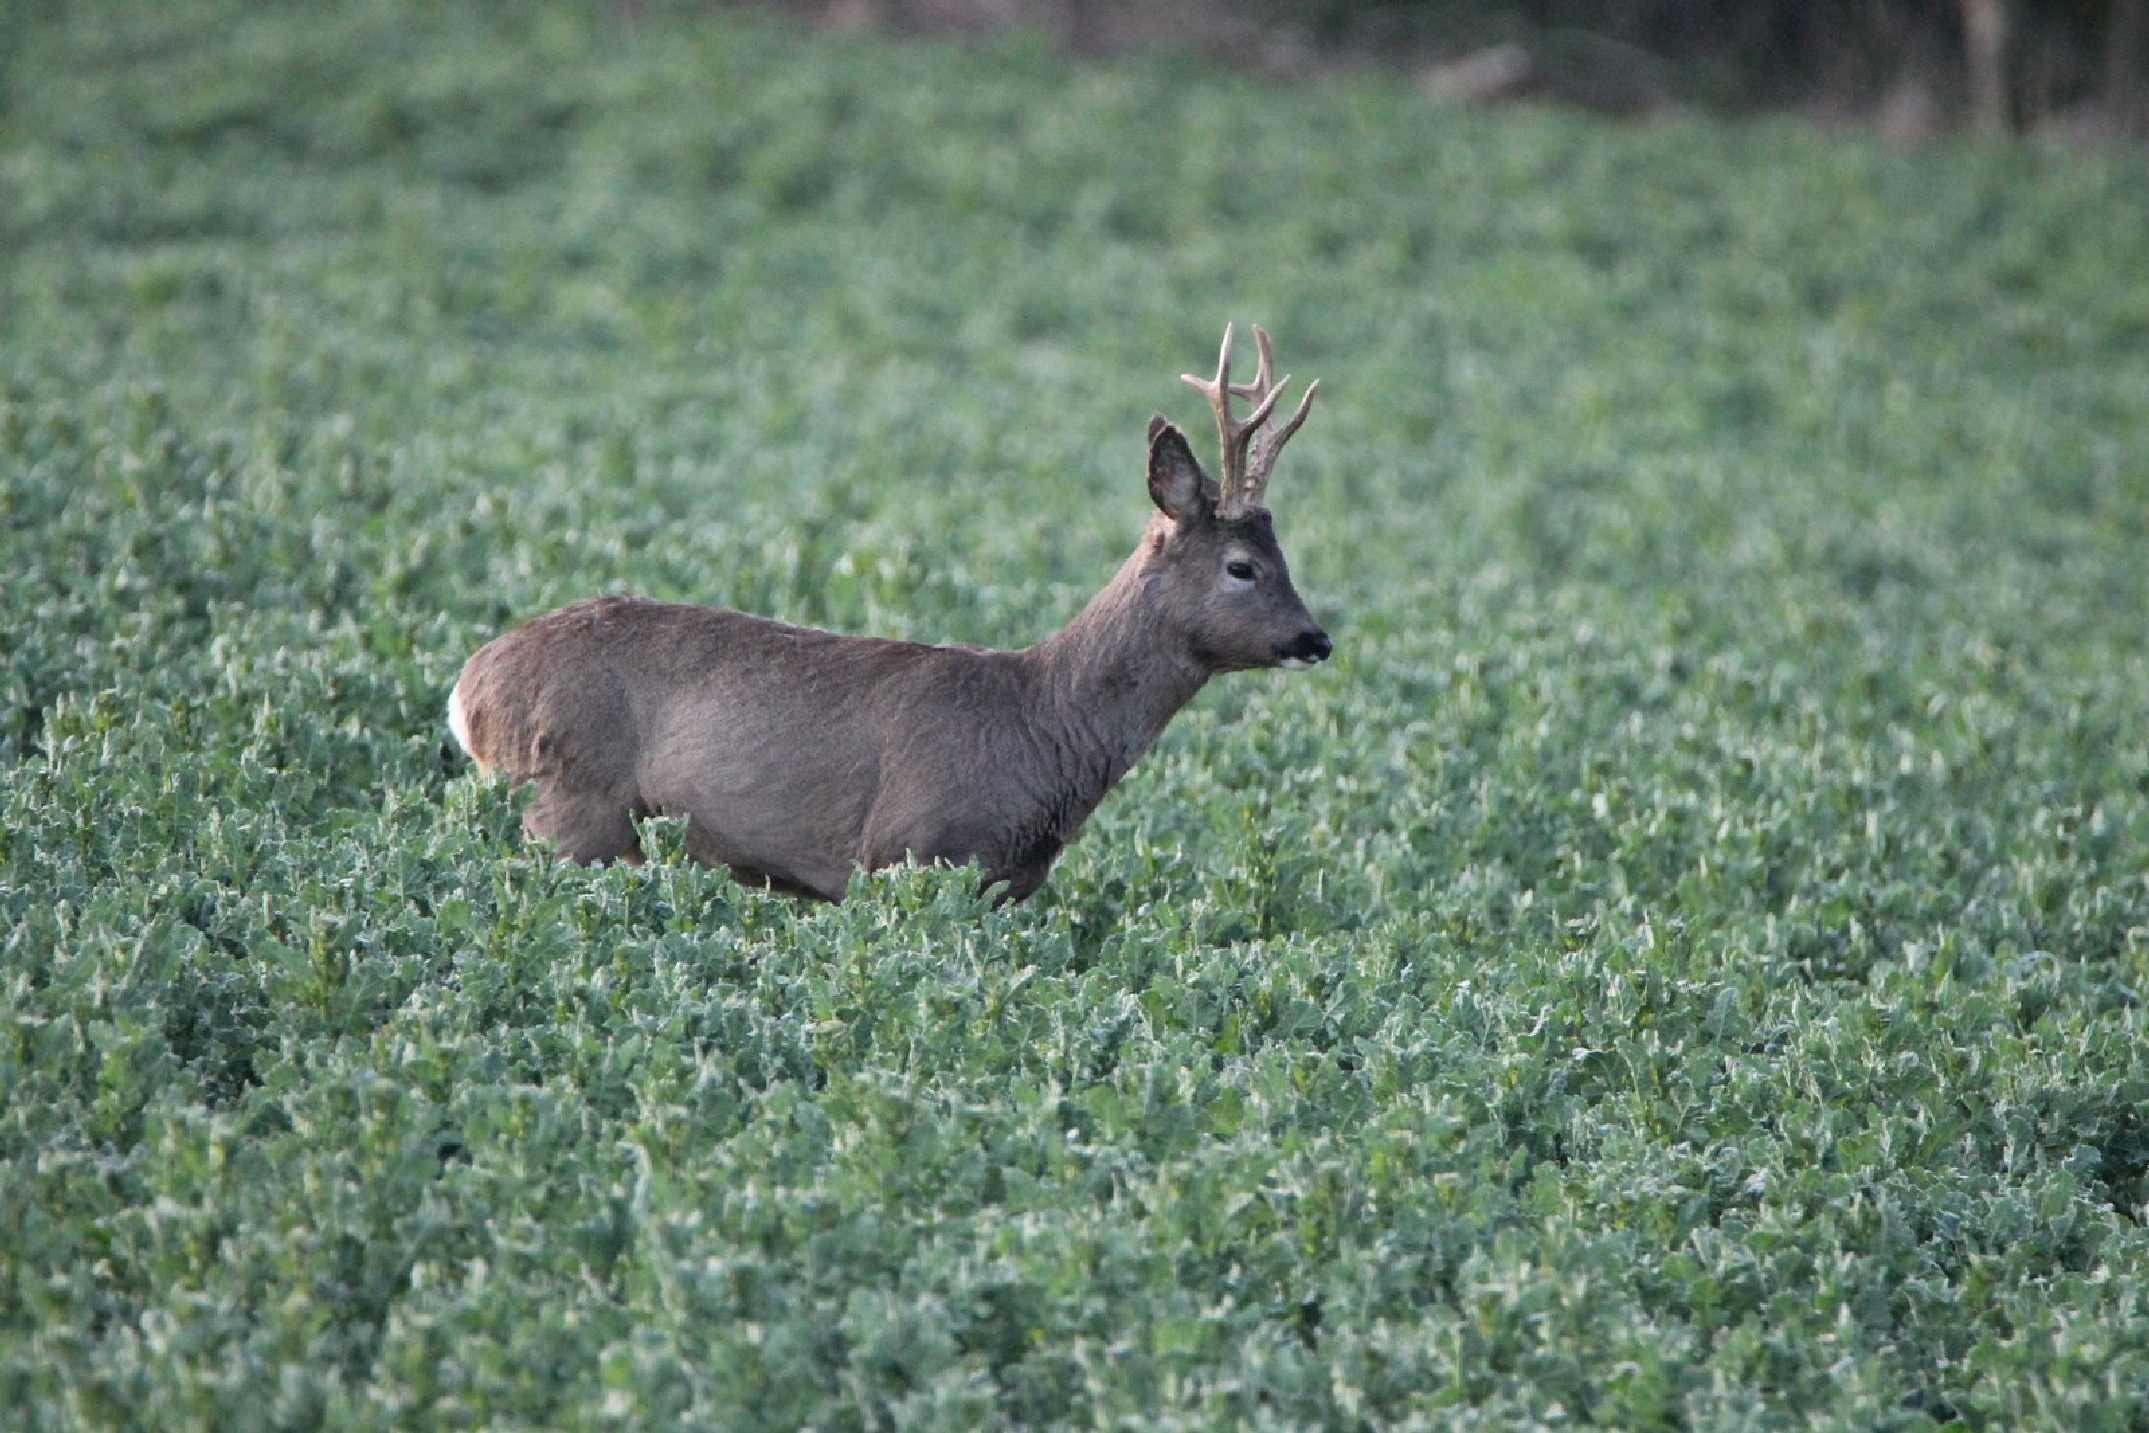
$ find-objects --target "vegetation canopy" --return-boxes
[3,2,2147,1427]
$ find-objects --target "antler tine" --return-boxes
[1233,326,1293,434]
[1181,323,1314,517]
[1227,324,1277,402]
[1239,326,1317,513]
[1246,377,1318,498]
[1181,322,1251,512]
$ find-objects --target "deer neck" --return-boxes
[1026,542,1209,795]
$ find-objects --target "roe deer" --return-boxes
[447,324,1331,902]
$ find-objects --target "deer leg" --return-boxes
[523,782,644,866]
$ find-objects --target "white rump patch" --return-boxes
[447,683,474,759]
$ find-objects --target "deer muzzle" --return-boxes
[1278,629,1333,670]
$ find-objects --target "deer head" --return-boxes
[1136,323,1331,674]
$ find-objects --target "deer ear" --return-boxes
[1146,418,1212,524]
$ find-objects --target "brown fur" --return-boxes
[449,348,1332,903]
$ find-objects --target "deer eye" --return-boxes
[1225,559,1256,582]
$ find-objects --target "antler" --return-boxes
[1180,322,1320,518]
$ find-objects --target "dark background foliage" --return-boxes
[769,0,2149,134]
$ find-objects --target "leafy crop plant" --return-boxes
[3,2,2146,1427]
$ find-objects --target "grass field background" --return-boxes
[6,2,2149,1426]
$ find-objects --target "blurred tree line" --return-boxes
[786,0,2146,135]
[1291,0,2145,134]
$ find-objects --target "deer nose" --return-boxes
[1284,630,1332,666]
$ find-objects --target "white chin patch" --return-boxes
[1279,657,1313,671]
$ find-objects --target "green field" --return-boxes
[6,2,2149,1426]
